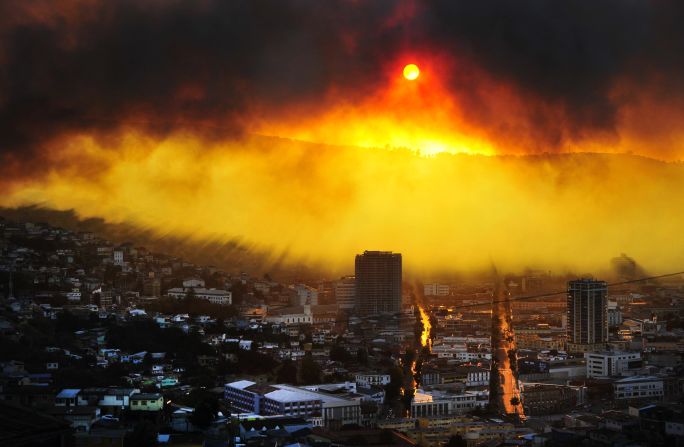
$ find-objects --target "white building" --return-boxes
[585,351,642,378]
[354,373,391,387]
[66,289,81,302]
[607,301,623,327]
[224,381,361,427]
[454,351,492,362]
[410,389,487,417]
[265,305,313,326]
[465,367,490,387]
[182,278,205,288]
[335,276,356,310]
[614,376,663,400]
[167,287,232,306]
[113,250,124,266]
[666,420,684,437]
[424,283,450,297]
[292,284,318,306]
[77,387,140,411]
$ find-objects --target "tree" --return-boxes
[445,434,467,447]
[329,345,351,363]
[299,354,322,384]
[277,359,298,384]
[384,366,404,401]
[125,420,157,446]
[189,396,219,430]
[230,281,248,305]
[357,347,369,366]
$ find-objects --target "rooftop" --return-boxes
[131,393,162,400]
[227,380,257,390]
[56,389,81,399]
[615,375,661,383]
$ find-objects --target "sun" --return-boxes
[403,63,420,81]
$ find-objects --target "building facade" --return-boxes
[355,251,402,315]
[567,279,608,352]
[585,351,642,378]
[614,376,664,400]
[167,287,232,305]
[354,373,391,387]
[129,393,164,411]
[225,381,361,427]
[424,283,450,297]
[335,276,356,311]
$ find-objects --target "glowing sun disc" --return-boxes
[403,63,420,80]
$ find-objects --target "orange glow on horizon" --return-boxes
[3,132,684,276]
[252,55,501,156]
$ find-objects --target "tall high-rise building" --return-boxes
[567,279,608,353]
[355,251,402,315]
[335,276,356,311]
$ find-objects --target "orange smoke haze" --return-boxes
[2,1,684,275]
[3,130,684,276]
[251,54,684,159]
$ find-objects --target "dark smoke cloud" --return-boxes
[1,0,683,172]
[423,1,684,146]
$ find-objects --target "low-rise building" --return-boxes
[224,380,361,427]
[129,393,164,411]
[421,366,489,387]
[614,376,664,401]
[521,383,586,415]
[78,387,139,414]
[167,287,232,305]
[585,351,642,378]
[264,305,313,326]
[410,390,487,417]
[49,406,100,433]
[354,373,391,387]
[55,389,81,407]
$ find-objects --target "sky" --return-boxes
[1,0,684,275]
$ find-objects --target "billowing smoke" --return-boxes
[2,1,684,275]
[2,0,684,179]
[611,253,646,281]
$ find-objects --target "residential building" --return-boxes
[567,279,608,353]
[113,250,124,266]
[129,393,164,411]
[607,301,623,327]
[355,251,402,315]
[48,406,100,433]
[55,389,81,407]
[77,387,139,414]
[424,283,450,297]
[335,276,356,311]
